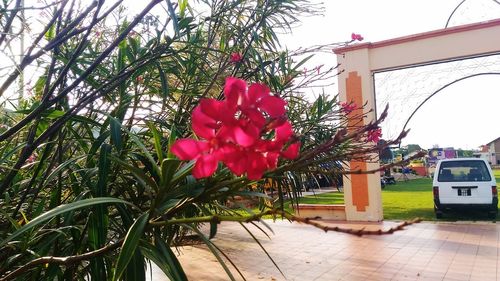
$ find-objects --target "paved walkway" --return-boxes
[150,220,500,280]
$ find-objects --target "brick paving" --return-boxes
[150,220,500,280]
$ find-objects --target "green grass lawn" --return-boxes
[282,192,344,214]
[382,178,434,220]
[288,169,500,221]
[291,192,344,205]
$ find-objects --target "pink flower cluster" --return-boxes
[171,77,301,179]
[351,33,364,41]
[340,102,357,114]
[230,52,242,63]
[367,128,382,143]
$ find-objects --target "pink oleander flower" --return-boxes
[27,154,37,164]
[230,52,242,63]
[351,33,364,41]
[367,128,382,143]
[340,102,357,114]
[171,77,301,179]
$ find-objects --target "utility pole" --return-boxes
[18,0,25,101]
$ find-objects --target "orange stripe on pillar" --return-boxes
[346,71,369,212]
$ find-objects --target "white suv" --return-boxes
[433,158,498,219]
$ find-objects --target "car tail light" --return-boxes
[492,186,498,198]
[433,186,439,198]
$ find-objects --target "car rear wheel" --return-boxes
[488,211,497,219]
[488,207,498,219]
[435,211,443,219]
[434,206,443,219]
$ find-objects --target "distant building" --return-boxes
[473,151,490,162]
[486,137,500,165]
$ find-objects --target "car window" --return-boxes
[437,160,492,182]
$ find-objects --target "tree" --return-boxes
[407,144,422,154]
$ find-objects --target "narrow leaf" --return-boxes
[183,224,237,281]
[167,125,177,159]
[165,0,179,36]
[156,64,170,99]
[109,155,159,192]
[1,198,134,247]
[113,213,149,281]
[154,235,188,281]
[139,242,175,280]
[239,223,284,278]
[160,158,180,189]
[209,221,217,239]
[110,117,123,152]
[147,121,164,163]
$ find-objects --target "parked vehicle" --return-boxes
[383,175,396,185]
[433,158,498,219]
[381,177,386,189]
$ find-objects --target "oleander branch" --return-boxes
[0,239,123,281]
[150,209,422,237]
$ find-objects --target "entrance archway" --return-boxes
[333,18,500,221]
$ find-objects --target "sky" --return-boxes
[4,0,500,150]
[279,0,500,150]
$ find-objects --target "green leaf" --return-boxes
[33,197,47,217]
[239,223,284,278]
[156,198,183,214]
[139,242,176,280]
[219,36,226,51]
[1,198,134,247]
[156,64,170,99]
[179,0,188,17]
[167,125,177,159]
[160,158,180,189]
[0,142,26,165]
[165,0,179,36]
[142,235,189,281]
[171,161,195,184]
[122,126,160,176]
[96,144,111,197]
[44,155,86,188]
[87,131,111,166]
[317,95,323,120]
[109,155,159,192]
[209,221,217,239]
[155,235,188,281]
[110,117,123,152]
[183,224,237,281]
[123,251,145,281]
[147,121,164,163]
[113,213,149,281]
[292,54,314,71]
[88,144,112,279]
[34,75,47,99]
[233,191,272,199]
[279,52,287,74]
[0,208,20,230]
[45,23,55,41]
